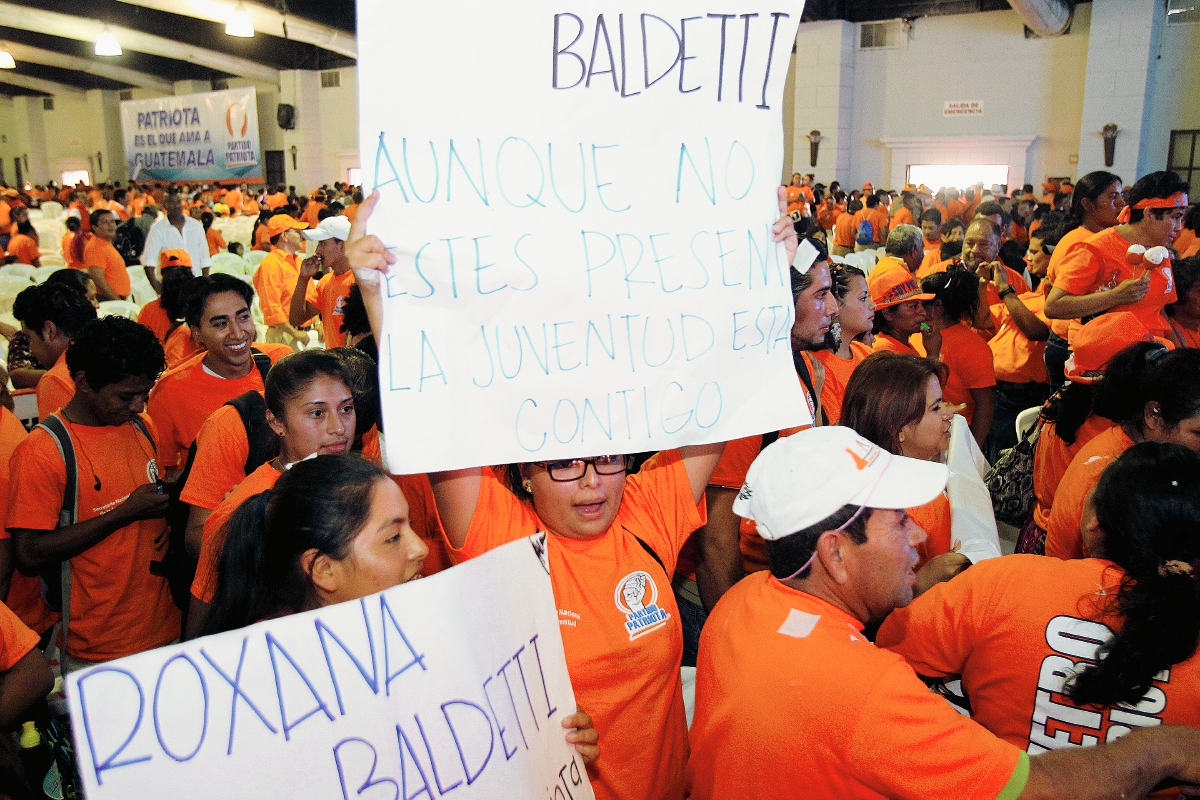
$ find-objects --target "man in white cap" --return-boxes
[687,426,1200,800]
[289,215,356,348]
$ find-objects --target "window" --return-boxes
[60,170,90,187]
[347,168,362,186]
[42,98,54,111]
[119,90,133,102]
[859,21,902,50]
[1168,130,1199,187]
[906,164,1010,192]
[321,70,341,89]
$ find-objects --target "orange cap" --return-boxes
[159,248,192,268]
[266,214,307,238]
[1064,312,1169,384]
[871,271,936,309]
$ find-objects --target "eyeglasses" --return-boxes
[536,455,628,482]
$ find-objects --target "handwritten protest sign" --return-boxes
[357,1,808,473]
[67,536,592,800]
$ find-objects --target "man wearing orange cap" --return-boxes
[1045,171,1188,346]
[141,191,210,293]
[253,214,315,349]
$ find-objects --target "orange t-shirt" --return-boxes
[137,298,171,343]
[1031,415,1113,531]
[0,407,57,635]
[816,204,840,232]
[872,332,920,356]
[179,404,253,512]
[1044,225,1097,339]
[313,270,355,348]
[391,472,450,578]
[879,555,1200,763]
[1184,240,1200,260]
[989,291,1050,384]
[63,232,83,270]
[253,224,272,252]
[891,206,914,228]
[920,259,1030,307]
[224,190,243,215]
[243,198,260,217]
[832,212,856,247]
[146,346,291,471]
[907,491,952,568]
[449,452,704,800]
[1054,227,1176,341]
[192,461,282,604]
[6,414,180,660]
[688,574,1024,800]
[1045,425,1133,560]
[0,600,39,672]
[5,234,39,265]
[813,341,872,425]
[301,202,325,228]
[37,352,74,417]
[83,235,131,298]
[916,247,945,279]
[1174,227,1197,258]
[938,322,996,425]
[946,197,970,223]
[205,226,226,257]
[265,192,288,210]
[252,248,312,327]
[163,325,202,368]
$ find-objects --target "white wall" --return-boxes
[1144,14,1200,175]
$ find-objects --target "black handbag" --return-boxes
[985,419,1041,527]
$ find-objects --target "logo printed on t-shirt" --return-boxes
[146,458,159,484]
[614,571,670,641]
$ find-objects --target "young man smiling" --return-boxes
[146,274,291,479]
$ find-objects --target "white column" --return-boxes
[788,20,855,186]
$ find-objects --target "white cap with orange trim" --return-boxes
[732,427,948,540]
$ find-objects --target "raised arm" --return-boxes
[678,441,726,506]
[429,468,484,550]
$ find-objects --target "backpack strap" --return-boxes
[33,414,77,655]
[630,532,669,580]
[791,350,827,427]
[226,391,272,473]
[249,347,272,383]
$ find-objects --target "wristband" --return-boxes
[998,286,1016,300]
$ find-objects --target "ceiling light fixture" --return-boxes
[226,2,255,38]
[0,51,14,69]
[95,27,122,56]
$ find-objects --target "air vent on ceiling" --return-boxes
[1167,0,1200,24]
[42,98,54,111]
[212,79,230,90]
[859,21,903,50]
[320,70,341,89]
[119,90,133,102]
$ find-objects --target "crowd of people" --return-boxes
[0,167,1196,799]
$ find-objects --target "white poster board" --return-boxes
[358,1,809,474]
[67,536,592,800]
[120,87,263,182]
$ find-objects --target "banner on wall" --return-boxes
[358,1,809,474]
[67,536,591,800]
[120,87,263,182]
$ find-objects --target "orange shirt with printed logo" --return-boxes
[1032,415,1114,531]
[879,555,1200,767]
[688,573,1025,800]
[0,407,57,635]
[313,270,355,348]
[137,298,171,343]
[814,341,872,425]
[448,452,704,800]
[6,414,179,660]
[83,235,131,298]
[1054,227,1176,341]
[989,291,1050,384]
[192,461,281,604]
[146,346,291,471]
[1045,425,1133,560]
[938,322,997,425]
[37,352,74,416]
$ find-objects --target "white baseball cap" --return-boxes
[302,215,351,242]
[732,426,948,540]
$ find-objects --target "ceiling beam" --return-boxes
[113,0,357,59]
[0,2,280,85]
[0,40,174,93]
[0,71,87,100]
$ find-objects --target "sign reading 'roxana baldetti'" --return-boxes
[119,87,263,182]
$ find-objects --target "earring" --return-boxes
[522,480,532,493]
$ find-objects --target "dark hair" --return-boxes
[1184,203,1200,234]
[340,284,370,337]
[1042,382,1095,446]
[200,211,214,230]
[44,267,92,297]
[329,347,380,440]
[161,266,198,322]
[919,208,942,228]
[1065,443,1200,706]
[965,215,1001,242]
[1033,211,1070,248]
[940,218,964,237]
[13,282,97,339]
[15,220,36,240]
[841,352,949,455]
[1125,171,1190,225]
[65,315,166,390]
[227,241,244,256]
[65,216,81,233]
[976,200,1006,221]
[939,239,963,261]
[823,264,868,350]
[847,199,863,215]
[199,455,389,635]
[183,273,254,330]
[1093,345,1200,432]
[921,269,979,325]
[765,503,869,580]
[88,209,113,229]
[1168,256,1200,318]
[998,240,1027,273]
[865,194,880,209]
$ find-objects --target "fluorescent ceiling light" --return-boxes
[0,51,14,69]
[95,27,122,56]
[226,3,255,37]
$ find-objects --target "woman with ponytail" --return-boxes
[878,441,1200,755]
[1046,340,1200,559]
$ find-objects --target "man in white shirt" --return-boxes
[140,191,210,292]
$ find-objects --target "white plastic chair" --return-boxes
[829,254,848,265]
[246,249,268,268]
[26,208,43,222]
[31,219,65,251]
[209,252,251,277]
[1,265,37,282]
[34,265,60,284]
[1015,406,1042,441]
[0,278,34,315]
[39,254,66,268]
[10,389,37,430]
[39,201,64,221]
[128,274,158,307]
[98,300,141,320]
